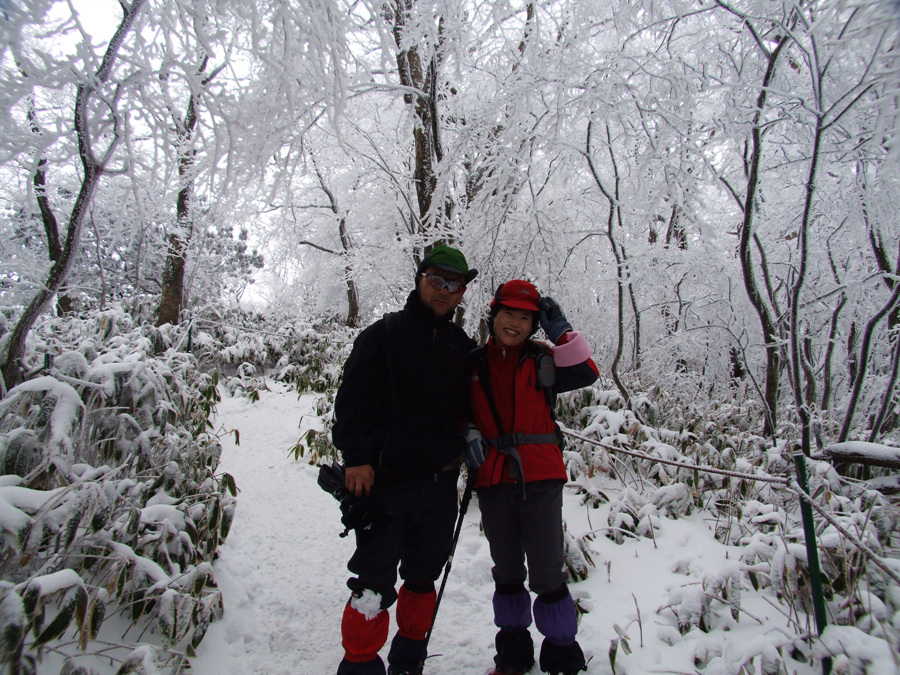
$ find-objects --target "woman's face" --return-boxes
[493,306,534,348]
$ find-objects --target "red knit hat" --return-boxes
[491,280,541,312]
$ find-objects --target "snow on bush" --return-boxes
[555,381,900,673]
[0,305,235,672]
[8,305,893,672]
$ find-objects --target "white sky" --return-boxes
[70,0,122,43]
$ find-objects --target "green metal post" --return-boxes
[793,452,832,675]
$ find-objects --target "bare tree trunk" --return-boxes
[27,95,74,315]
[339,223,360,328]
[736,34,789,439]
[665,204,687,250]
[839,282,900,441]
[1,0,147,393]
[584,120,638,414]
[820,296,844,412]
[627,265,641,371]
[157,174,193,326]
[865,201,900,331]
[821,226,848,412]
[313,158,360,327]
[90,214,108,309]
[390,0,438,227]
[788,115,824,456]
[157,56,214,327]
[869,329,900,442]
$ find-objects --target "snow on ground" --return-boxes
[192,383,827,675]
[191,384,353,675]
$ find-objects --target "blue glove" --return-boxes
[463,424,489,470]
[539,296,573,343]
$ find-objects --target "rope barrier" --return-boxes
[560,426,789,485]
[560,425,900,588]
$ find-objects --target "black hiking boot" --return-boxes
[538,640,586,675]
[494,628,535,675]
[386,663,424,675]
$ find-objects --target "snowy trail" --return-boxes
[191,384,355,674]
[191,384,824,675]
[188,383,505,674]
[191,383,503,674]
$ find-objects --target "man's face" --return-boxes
[418,266,467,317]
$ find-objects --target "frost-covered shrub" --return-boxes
[0,306,236,672]
[658,567,743,641]
[272,324,351,394]
[223,361,270,401]
[606,487,647,544]
[568,472,610,508]
[814,625,899,674]
[187,305,354,394]
[168,307,351,465]
[563,525,596,582]
[288,426,339,465]
[554,379,900,671]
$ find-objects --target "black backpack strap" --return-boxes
[526,346,566,452]
[381,312,402,418]
[473,348,531,485]
[526,344,557,413]
[473,348,506,437]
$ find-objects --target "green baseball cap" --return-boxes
[419,245,478,282]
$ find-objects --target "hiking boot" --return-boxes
[538,640,586,674]
[337,656,386,675]
[386,663,424,675]
[494,628,535,674]
[387,632,426,674]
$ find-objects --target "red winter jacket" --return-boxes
[469,333,599,488]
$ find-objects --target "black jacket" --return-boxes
[332,290,476,483]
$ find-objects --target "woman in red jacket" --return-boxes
[464,280,598,675]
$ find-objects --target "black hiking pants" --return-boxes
[347,469,459,608]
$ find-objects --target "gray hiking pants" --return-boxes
[477,479,567,595]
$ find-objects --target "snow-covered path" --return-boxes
[191,384,355,674]
[191,383,502,674]
[191,384,826,675]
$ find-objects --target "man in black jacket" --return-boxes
[332,245,477,675]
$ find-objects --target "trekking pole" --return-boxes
[425,469,477,648]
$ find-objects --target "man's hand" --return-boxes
[345,464,375,497]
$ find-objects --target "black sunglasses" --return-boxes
[421,272,466,293]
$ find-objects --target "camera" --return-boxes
[317,461,387,538]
